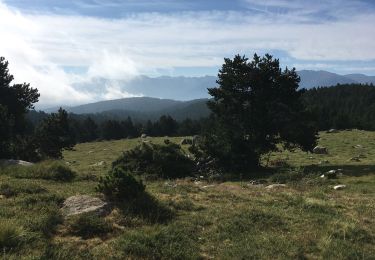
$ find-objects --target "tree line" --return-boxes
[2,53,375,171]
[26,111,205,143]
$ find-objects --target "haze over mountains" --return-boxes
[45,70,375,117]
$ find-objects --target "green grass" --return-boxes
[0,132,374,259]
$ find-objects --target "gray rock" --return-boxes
[333,185,346,190]
[313,146,328,154]
[61,195,110,217]
[141,134,147,138]
[265,184,287,189]
[0,159,34,167]
[202,185,215,189]
[349,157,361,162]
[327,129,338,133]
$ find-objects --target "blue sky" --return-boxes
[1,0,375,106]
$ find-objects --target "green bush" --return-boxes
[5,160,76,181]
[112,142,194,179]
[68,213,112,239]
[0,220,25,251]
[97,167,145,201]
[118,192,174,224]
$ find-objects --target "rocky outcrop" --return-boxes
[61,195,110,217]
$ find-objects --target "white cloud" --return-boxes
[0,0,374,107]
[103,81,143,100]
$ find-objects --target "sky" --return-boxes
[1,0,375,107]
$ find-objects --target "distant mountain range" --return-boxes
[298,70,375,88]
[44,97,211,121]
[44,70,375,118]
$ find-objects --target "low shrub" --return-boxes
[0,220,26,251]
[118,192,174,224]
[7,160,76,181]
[112,142,194,179]
[97,167,145,201]
[68,213,112,239]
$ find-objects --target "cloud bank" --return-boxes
[0,0,374,107]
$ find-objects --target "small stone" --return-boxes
[90,161,106,167]
[349,157,361,162]
[333,185,346,190]
[265,184,287,189]
[327,129,338,133]
[320,174,325,178]
[313,146,328,154]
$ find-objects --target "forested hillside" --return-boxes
[303,84,375,130]
[28,84,375,144]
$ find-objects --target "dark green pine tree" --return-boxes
[35,108,76,158]
[82,116,98,142]
[201,53,317,171]
[0,57,40,158]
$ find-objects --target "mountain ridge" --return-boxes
[44,70,375,115]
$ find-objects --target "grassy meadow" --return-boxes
[1,130,375,259]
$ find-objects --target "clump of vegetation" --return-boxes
[28,208,63,237]
[68,213,112,239]
[0,220,26,251]
[0,182,46,197]
[5,160,76,181]
[118,192,174,224]
[112,142,194,178]
[97,167,145,201]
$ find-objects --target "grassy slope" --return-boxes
[0,131,374,259]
